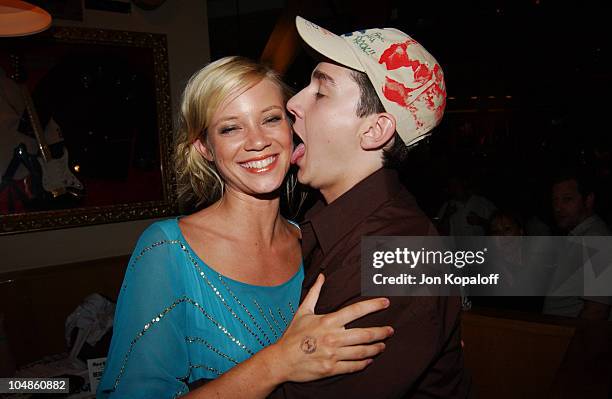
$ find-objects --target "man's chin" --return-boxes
[296,169,307,185]
[556,220,575,232]
[296,177,310,188]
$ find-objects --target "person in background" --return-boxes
[488,209,524,236]
[477,209,548,313]
[437,173,497,236]
[543,169,611,320]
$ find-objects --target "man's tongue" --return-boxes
[291,143,305,164]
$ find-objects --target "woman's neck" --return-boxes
[210,188,283,247]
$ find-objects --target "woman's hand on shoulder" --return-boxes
[264,274,393,383]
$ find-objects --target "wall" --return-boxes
[0,0,210,273]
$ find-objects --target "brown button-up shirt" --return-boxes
[270,168,470,398]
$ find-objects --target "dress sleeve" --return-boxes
[97,223,191,399]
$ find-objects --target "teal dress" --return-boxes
[97,219,303,398]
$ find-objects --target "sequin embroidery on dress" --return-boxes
[97,219,303,398]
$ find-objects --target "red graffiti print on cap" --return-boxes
[381,76,416,108]
[379,40,433,84]
[379,40,419,70]
[430,64,446,121]
[381,76,424,128]
[379,41,446,129]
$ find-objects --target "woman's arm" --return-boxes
[183,274,393,398]
[98,224,194,398]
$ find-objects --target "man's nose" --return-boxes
[287,89,305,119]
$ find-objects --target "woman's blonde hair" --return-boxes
[175,56,292,208]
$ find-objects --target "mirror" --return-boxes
[0,27,177,234]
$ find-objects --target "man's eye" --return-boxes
[315,92,324,99]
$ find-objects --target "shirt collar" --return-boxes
[569,214,606,236]
[302,168,403,256]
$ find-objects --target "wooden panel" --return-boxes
[462,310,575,399]
[0,256,128,368]
[550,321,612,398]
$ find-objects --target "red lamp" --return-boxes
[0,0,51,37]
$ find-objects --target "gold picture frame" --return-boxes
[0,27,177,234]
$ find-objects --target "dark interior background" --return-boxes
[207,0,611,226]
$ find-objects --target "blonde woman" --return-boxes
[98,57,392,399]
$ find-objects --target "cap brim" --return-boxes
[295,16,364,72]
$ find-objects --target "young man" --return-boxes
[271,17,470,398]
[543,171,611,320]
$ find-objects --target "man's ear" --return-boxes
[360,113,396,150]
[194,138,214,162]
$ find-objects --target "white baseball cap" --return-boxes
[295,16,446,146]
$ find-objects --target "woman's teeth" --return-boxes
[241,155,276,169]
